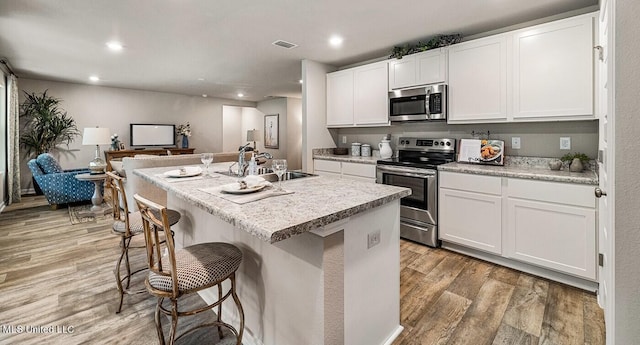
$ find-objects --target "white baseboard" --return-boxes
[382,325,404,345]
[0,201,5,214]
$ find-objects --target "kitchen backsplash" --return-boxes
[333,120,598,160]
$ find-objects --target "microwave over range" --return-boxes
[388,84,447,122]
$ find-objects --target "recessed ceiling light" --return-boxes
[329,35,343,47]
[197,78,205,81]
[89,75,100,82]
[237,93,244,98]
[106,41,123,51]
[299,79,303,84]
[202,94,208,98]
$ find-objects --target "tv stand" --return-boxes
[104,148,195,171]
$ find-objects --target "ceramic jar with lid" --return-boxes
[351,143,361,156]
[361,144,371,157]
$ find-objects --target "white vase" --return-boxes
[569,158,583,172]
[378,139,393,159]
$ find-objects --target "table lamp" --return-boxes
[246,129,259,152]
[82,127,111,174]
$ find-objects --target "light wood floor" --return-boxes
[0,196,604,344]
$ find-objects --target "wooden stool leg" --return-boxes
[155,297,166,345]
[169,299,179,345]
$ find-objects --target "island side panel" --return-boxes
[169,194,326,345]
[343,200,402,345]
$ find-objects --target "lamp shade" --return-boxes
[82,127,111,145]
[246,129,259,141]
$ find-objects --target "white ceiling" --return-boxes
[0,0,597,102]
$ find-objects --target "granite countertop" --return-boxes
[133,162,411,244]
[439,157,598,185]
[313,148,379,165]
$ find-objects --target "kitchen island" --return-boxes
[133,163,411,345]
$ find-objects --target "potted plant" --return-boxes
[561,152,590,172]
[20,90,79,157]
[20,90,79,193]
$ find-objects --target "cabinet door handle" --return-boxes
[595,187,607,198]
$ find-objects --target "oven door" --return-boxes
[376,165,437,225]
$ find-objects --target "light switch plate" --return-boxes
[560,137,571,150]
[342,136,347,144]
[512,137,521,150]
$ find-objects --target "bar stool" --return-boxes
[134,193,245,345]
[106,171,181,313]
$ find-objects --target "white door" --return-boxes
[353,61,389,125]
[326,70,354,126]
[597,1,615,343]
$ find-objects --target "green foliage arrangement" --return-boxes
[20,90,79,158]
[560,152,591,163]
[389,34,463,59]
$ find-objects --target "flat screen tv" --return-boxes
[130,124,176,147]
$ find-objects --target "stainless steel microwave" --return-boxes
[389,84,447,121]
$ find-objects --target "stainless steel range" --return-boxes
[376,137,457,247]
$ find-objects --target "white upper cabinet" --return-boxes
[448,35,509,123]
[326,61,389,127]
[326,69,354,126]
[512,15,594,120]
[354,62,390,125]
[388,48,447,90]
[448,12,597,124]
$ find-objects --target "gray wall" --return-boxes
[18,78,255,193]
[337,121,598,159]
[614,0,640,342]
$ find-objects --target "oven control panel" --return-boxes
[398,138,456,152]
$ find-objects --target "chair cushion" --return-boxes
[112,209,181,236]
[36,153,63,174]
[148,242,242,292]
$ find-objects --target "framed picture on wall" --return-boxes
[264,114,279,149]
[119,142,126,150]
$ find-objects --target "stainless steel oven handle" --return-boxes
[377,166,436,178]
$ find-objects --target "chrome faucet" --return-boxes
[236,143,252,177]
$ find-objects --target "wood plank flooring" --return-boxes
[393,240,605,345]
[0,196,605,345]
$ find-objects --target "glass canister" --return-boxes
[361,144,371,157]
[351,143,361,156]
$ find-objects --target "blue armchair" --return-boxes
[27,153,97,207]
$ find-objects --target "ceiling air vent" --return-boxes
[272,40,298,49]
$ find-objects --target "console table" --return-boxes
[104,148,195,171]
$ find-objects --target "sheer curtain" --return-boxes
[7,74,20,204]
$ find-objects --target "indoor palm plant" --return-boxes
[20,90,79,158]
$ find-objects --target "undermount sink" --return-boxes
[214,168,317,181]
[259,171,317,182]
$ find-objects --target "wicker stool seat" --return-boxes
[134,193,245,345]
[148,242,242,293]
[106,172,182,314]
[112,210,181,235]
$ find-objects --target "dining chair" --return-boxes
[106,171,181,313]
[134,193,245,345]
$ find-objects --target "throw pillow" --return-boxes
[36,153,63,174]
[110,160,126,177]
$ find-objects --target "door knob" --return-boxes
[595,187,607,198]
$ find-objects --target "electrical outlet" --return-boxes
[512,137,521,150]
[367,230,381,249]
[560,137,571,150]
[342,136,347,144]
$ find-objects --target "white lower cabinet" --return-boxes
[439,172,503,254]
[506,179,596,280]
[439,171,597,282]
[313,159,376,182]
